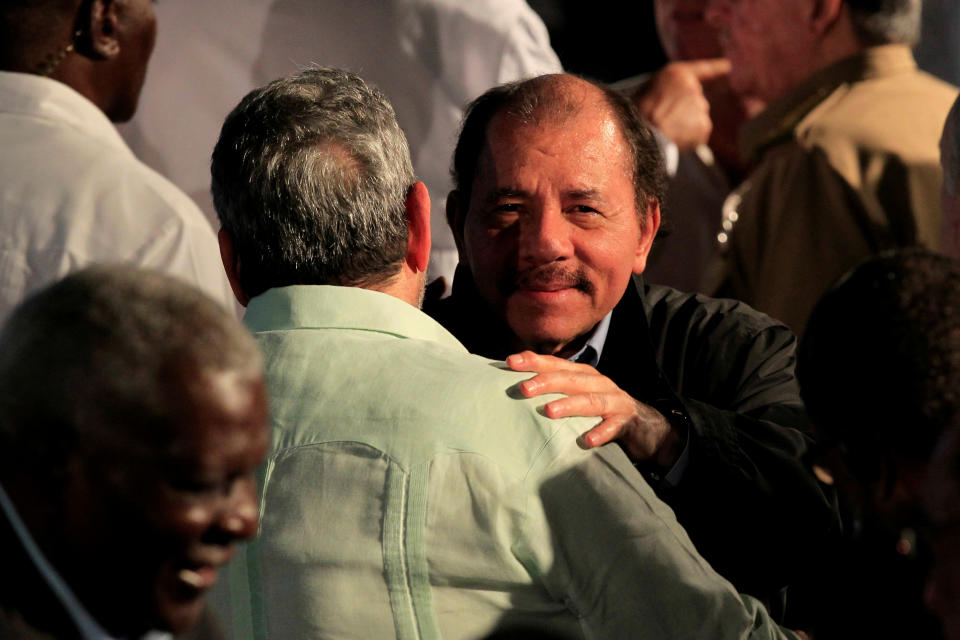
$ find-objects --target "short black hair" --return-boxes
[449,74,666,233]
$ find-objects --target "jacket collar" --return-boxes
[740,44,918,161]
[432,266,654,362]
[245,285,467,353]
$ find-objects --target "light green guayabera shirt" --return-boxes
[226,285,797,640]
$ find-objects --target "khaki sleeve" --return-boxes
[717,144,879,337]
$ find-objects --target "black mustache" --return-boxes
[499,264,595,296]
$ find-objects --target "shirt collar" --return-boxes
[0,71,130,155]
[245,285,469,353]
[740,44,918,161]
[567,312,612,367]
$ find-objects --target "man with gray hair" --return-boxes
[702,0,958,336]
[212,67,799,639]
[0,267,268,639]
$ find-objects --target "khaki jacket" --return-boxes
[705,45,958,336]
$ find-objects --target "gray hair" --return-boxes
[0,266,262,480]
[847,0,922,46]
[942,95,960,198]
[211,67,414,297]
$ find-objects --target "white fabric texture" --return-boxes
[0,72,233,324]
[119,0,563,286]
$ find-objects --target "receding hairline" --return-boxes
[479,75,646,204]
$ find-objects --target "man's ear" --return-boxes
[446,190,467,259]
[809,0,845,36]
[632,198,662,274]
[76,0,121,60]
[217,228,250,307]
[405,181,431,274]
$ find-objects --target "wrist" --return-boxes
[650,400,691,471]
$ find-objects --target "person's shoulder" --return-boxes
[403,339,599,462]
[643,282,793,342]
[798,66,957,158]
[97,149,211,228]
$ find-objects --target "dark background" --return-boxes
[529,0,667,82]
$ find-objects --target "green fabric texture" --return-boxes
[228,285,798,640]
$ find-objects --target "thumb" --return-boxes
[685,58,732,81]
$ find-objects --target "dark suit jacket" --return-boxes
[426,269,838,604]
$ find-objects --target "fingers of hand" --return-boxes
[686,57,732,81]
[506,350,584,373]
[576,401,671,463]
[542,389,627,419]
[520,369,615,398]
[577,419,627,449]
[637,66,712,149]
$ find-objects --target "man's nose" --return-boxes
[219,475,259,540]
[518,207,574,266]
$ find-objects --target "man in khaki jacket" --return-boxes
[703,0,958,336]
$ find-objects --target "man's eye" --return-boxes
[482,204,520,228]
[568,205,602,221]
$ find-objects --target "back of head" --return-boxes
[211,67,415,298]
[799,249,960,469]
[0,266,261,484]
[0,0,75,69]
[450,73,666,228]
[845,0,922,46]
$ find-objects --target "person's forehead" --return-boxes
[483,94,629,167]
[135,370,266,463]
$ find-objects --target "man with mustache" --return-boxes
[0,267,267,639]
[211,67,802,639]
[426,73,836,608]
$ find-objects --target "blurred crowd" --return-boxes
[1,1,959,639]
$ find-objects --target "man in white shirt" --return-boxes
[0,0,233,325]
